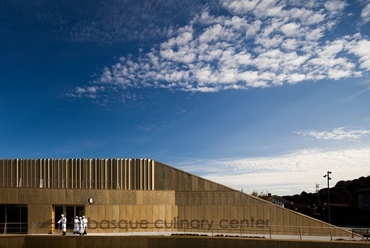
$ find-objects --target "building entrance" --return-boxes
[53,205,84,231]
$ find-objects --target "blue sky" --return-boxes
[1,0,370,195]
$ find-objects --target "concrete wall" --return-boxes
[0,187,352,237]
[175,191,351,236]
[154,161,230,191]
[0,187,177,234]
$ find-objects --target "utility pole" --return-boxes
[323,171,332,223]
[315,184,320,218]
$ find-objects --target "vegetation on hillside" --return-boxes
[252,176,370,226]
[280,176,370,226]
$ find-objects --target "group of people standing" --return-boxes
[57,214,88,236]
[74,215,88,236]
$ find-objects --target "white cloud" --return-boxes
[66,86,105,99]
[160,48,196,63]
[280,22,301,37]
[288,73,306,83]
[361,3,370,23]
[161,26,194,48]
[176,147,370,195]
[68,0,370,99]
[347,39,370,70]
[324,0,347,14]
[295,127,370,140]
[222,0,260,14]
[286,8,325,26]
[245,20,262,38]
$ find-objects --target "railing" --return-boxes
[352,228,370,240]
[1,222,364,241]
[1,222,28,235]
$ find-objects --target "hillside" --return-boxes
[280,176,370,226]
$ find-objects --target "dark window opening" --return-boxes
[0,204,28,234]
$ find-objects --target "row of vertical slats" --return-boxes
[0,159,155,190]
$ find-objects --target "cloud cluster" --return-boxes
[295,127,370,140]
[69,0,370,98]
[177,146,370,195]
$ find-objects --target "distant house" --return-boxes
[358,188,370,210]
[266,194,291,208]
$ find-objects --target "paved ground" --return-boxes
[47,231,365,242]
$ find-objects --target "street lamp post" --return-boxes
[323,171,332,223]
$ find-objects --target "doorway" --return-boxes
[54,205,84,231]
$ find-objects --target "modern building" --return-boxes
[0,158,351,237]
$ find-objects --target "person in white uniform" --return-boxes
[73,216,79,234]
[82,216,88,235]
[57,214,67,236]
[79,216,84,236]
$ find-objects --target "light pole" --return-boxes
[323,171,332,223]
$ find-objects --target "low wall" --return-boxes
[1,235,369,248]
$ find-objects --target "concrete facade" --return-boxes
[0,158,352,237]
